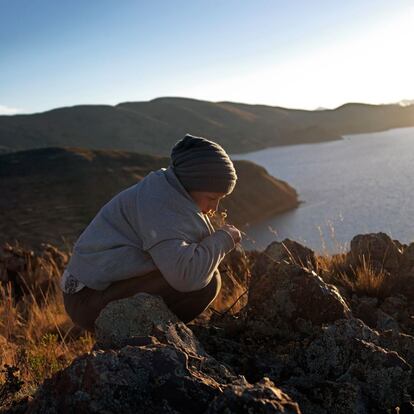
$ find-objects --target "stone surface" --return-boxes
[27,293,300,414]
[350,295,378,329]
[247,261,351,339]
[94,293,180,349]
[298,320,410,408]
[283,381,367,414]
[206,378,302,414]
[376,308,400,333]
[252,239,316,278]
[348,232,402,275]
[24,234,414,413]
[0,242,67,303]
[398,243,414,299]
[399,243,414,277]
[27,343,221,414]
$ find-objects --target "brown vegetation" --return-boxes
[0,243,93,408]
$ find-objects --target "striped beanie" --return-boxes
[170,134,237,194]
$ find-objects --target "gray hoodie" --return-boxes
[66,166,235,292]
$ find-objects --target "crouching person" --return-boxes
[61,134,242,332]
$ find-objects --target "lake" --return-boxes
[232,127,414,254]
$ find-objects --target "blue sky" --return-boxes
[1,0,414,114]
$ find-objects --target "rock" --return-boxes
[94,295,234,386]
[94,293,180,349]
[28,293,238,413]
[399,243,414,276]
[247,261,351,339]
[376,309,400,333]
[27,293,302,414]
[348,233,402,275]
[206,377,302,414]
[398,244,414,299]
[0,242,67,303]
[297,319,411,409]
[252,239,316,278]
[283,381,367,414]
[379,329,414,368]
[26,343,222,414]
[350,295,378,329]
[379,295,414,335]
[380,295,408,319]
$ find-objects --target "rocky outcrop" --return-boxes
[19,233,414,413]
[195,234,414,413]
[296,319,410,408]
[27,293,302,414]
[347,232,403,275]
[247,260,351,339]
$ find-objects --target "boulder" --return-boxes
[94,293,180,349]
[0,242,68,302]
[252,239,316,278]
[347,233,402,275]
[26,343,222,414]
[297,319,411,409]
[247,261,351,339]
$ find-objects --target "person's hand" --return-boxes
[220,224,242,244]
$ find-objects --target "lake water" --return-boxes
[232,127,414,254]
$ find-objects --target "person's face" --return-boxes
[189,191,227,214]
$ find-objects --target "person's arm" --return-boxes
[148,229,235,292]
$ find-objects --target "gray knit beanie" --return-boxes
[170,134,237,194]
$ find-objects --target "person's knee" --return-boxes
[193,270,222,303]
[208,270,221,300]
[63,289,100,333]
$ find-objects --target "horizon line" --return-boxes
[1,96,413,117]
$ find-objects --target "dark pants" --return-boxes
[63,269,221,332]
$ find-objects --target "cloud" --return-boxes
[0,105,24,115]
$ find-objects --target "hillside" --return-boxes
[1,98,414,155]
[0,147,298,249]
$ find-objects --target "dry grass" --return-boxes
[316,252,395,299]
[0,243,93,407]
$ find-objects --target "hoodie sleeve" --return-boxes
[147,229,235,292]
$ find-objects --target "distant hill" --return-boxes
[0,147,298,249]
[2,97,414,155]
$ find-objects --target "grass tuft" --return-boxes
[0,243,93,408]
[316,253,395,299]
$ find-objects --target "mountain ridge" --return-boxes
[2,97,414,155]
